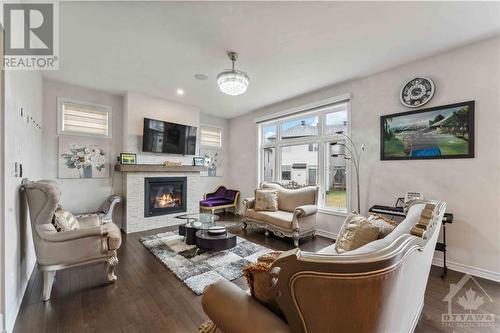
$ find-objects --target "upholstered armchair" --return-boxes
[242,182,318,247]
[202,201,447,333]
[22,180,122,301]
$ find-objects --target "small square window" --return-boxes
[58,98,111,137]
[200,126,222,148]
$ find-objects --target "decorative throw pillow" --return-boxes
[335,213,380,253]
[368,213,397,238]
[52,206,80,232]
[243,251,282,316]
[254,189,278,211]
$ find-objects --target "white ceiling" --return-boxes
[44,1,500,119]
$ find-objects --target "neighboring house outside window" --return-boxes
[259,102,349,213]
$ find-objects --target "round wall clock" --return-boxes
[400,77,435,108]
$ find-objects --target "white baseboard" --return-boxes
[432,257,500,282]
[315,229,337,240]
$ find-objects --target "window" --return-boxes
[200,126,222,148]
[281,116,318,140]
[281,144,318,187]
[325,141,347,211]
[58,98,111,137]
[262,124,276,144]
[259,101,349,213]
[263,147,275,182]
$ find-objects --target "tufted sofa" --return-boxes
[242,182,318,247]
[202,200,446,333]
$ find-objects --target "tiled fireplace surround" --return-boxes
[120,169,201,233]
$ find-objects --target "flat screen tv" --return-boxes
[142,118,197,155]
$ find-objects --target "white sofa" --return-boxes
[202,200,446,333]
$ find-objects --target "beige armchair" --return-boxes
[22,179,122,301]
[203,201,446,333]
[242,182,318,247]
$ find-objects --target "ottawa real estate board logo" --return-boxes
[1,1,58,70]
[442,274,495,329]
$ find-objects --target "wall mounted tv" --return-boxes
[142,118,197,155]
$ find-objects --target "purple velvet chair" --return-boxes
[200,186,240,215]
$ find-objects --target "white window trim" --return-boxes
[257,98,351,215]
[199,124,223,149]
[57,97,112,138]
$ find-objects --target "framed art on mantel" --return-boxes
[381,101,474,160]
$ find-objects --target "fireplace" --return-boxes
[144,177,187,217]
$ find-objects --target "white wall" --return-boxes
[125,92,199,165]
[124,92,229,194]
[42,80,124,215]
[228,37,500,279]
[3,71,43,332]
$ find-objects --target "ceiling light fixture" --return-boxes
[217,52,249,96]
[176,89,184,95]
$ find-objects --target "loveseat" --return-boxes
[202,200,446,333]
[242,182,318,247]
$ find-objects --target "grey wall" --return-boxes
[42,80,125,215]
[227,37,500,279]
[3,70,43,332]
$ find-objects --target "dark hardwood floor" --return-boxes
[14,214,500,332]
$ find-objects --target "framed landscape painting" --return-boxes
[381,101,474,160]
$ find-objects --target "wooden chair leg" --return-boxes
[43,271,56,301]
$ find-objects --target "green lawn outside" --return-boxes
[326,190,347,210]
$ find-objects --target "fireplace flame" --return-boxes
[155,193,180,208]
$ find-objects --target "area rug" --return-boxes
[140,230,271,295]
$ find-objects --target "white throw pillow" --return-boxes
[254,189,279,211]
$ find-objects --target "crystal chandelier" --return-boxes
[217,52,249,96]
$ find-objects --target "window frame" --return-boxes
[57,97,112,138]
[258,101,351,215]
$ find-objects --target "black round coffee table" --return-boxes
[195,230,236,251]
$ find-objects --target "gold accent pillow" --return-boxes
[368,213,397,238]
[254,189,278,211]
[243,251,282,316]
[52,206,80,232]
[335,213,380,253]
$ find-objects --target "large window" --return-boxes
[259,102,349,213]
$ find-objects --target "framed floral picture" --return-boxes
[58,136,111,178]
[200,148,223,177]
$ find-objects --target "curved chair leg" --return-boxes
[242,222,247,230]
[43,270,56,301]
[107,250,118,283]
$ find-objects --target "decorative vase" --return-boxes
[80,165,92,178]
[208,167,216,177]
